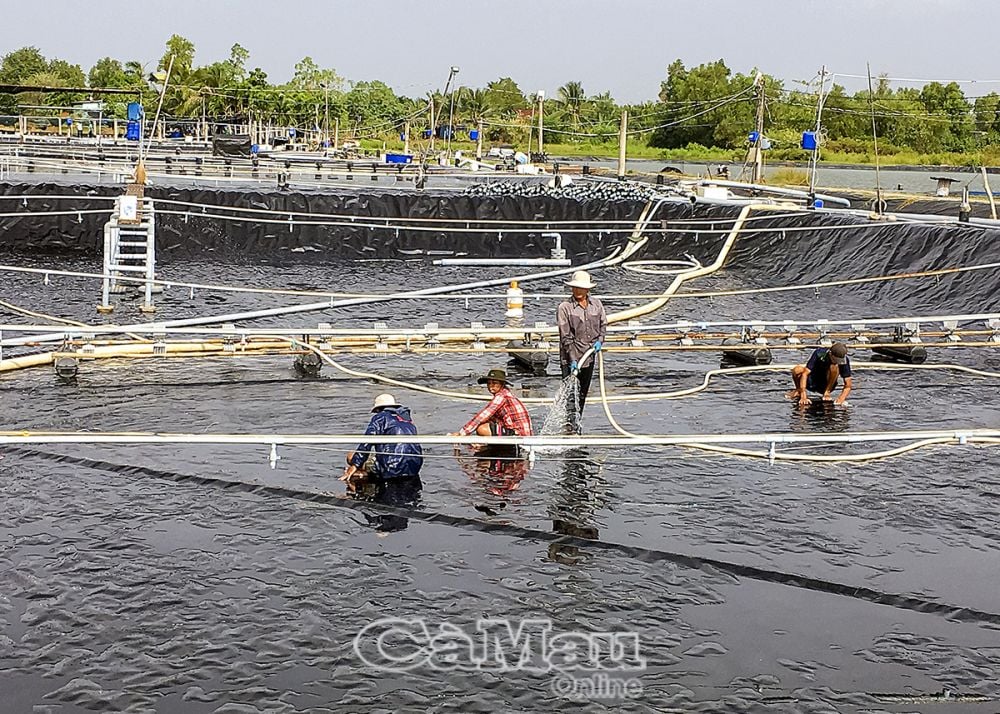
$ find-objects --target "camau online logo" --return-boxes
[354,617,646,701]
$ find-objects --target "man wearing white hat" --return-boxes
[557,270,607,413]
[343,393,423,482]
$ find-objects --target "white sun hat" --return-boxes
[371,393,401,412]
[565,270,596,289]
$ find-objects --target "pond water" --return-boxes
[1,213,999,712]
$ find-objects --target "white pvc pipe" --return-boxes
[4,308,999,340]
[433,258,572,267]
[0,428,996,448]
[607,203,754,324]
[695,179,852,208]
[0,198,666,348]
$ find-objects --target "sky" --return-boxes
[2,0,997,102]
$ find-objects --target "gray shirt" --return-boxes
[557,296,607,367]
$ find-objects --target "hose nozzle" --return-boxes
[572,346,597,376]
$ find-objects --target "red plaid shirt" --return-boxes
[459,388,533,436]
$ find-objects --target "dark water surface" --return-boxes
[2,220,1000,712]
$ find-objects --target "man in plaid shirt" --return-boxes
[454,368,533,437]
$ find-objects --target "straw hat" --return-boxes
[477,368,513,386]
[371,393,401,412]
[565,270,596,289]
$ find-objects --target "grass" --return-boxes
[768,167,810,186]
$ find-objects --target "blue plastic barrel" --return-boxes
[125,121,140,141]
[469,130,479,141]
[801,131,818,150]
[127,102,143,121]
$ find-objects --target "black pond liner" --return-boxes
[3,181,1000,711]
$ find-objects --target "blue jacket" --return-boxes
[350,406,423,478]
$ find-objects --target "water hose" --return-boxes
[594,351,1000,463]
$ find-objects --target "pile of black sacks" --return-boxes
[463,179,672,202]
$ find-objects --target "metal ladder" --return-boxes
[101,196,156,312]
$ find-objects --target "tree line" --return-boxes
[4,36,1000,161]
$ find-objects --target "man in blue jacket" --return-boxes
[343,394,423,482]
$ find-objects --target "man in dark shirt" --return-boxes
[787,342,853,406]
[557,270,607,412]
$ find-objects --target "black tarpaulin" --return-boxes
[212,134,252,158]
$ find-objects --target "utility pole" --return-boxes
[323,82,330,148]
[867,62,883,214]
[752,71,765,183]
[445,66,459,162]
[617,109,628,179]
[537,90,545,157]
[429,97,436,151]
[334,118,339,150]
[403,120,410,155]
[808,65,828,200]
[476,118,484,160]
[527,102,534,158]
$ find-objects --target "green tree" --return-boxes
[973,92,1000,146]
[123,61,145,86]
[47,59,85,87]
[291,56,343,91]
[859,82,938,155]
[10,57,86,111]
[650,59,752,149]
[176,61,234,122]
[817,83,866,143]
[0,47,48,83]
[459,87,492,125]
[228,43,249,83]
[622,100,659,139]
[484,77,526,117]
[88,58,134,119]
[288,57,343,133]
[557,80,586,133]
[159,34,196,78]
[920,81,973,152]
[157,34,197,115]
[88,57,128,88]
[0,47,49,112]
[240,67,270,123]
[345,80,403,134]
[710,71,765,148]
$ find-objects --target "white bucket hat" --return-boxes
[565,270,596,290]
[371,393,401,412]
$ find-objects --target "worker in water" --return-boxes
[452,369,533,438]
[557,270,607,412]
[343,393,423,483]
[787,342,854,406]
